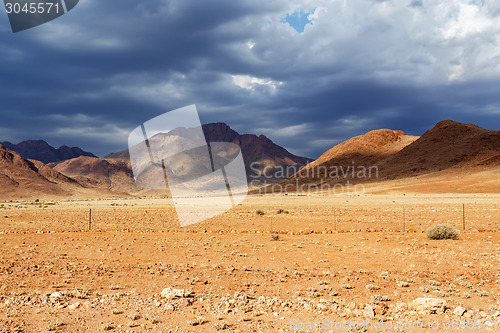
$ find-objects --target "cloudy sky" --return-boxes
[1,0,500,158]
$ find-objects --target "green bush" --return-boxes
[271,234,280,241]
[277,209,289,214]
[426,224,459,240]
[255,209,265,216]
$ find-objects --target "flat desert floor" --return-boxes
[0,193,499,332]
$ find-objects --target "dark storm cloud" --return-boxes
[1,0,500,158]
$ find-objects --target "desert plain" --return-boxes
[0,187,499,332]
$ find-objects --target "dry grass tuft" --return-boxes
[426,224,460,240]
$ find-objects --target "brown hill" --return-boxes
[273,120,499,193]
[305,129,418,170]
[284,129,418,187]
[0,144,82,199]
[379,120,500,178]
[52,156,140,194]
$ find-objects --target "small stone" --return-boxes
[363,304,375,319]
[181,298,193,307]
[50,292,63,298]
[68,302,80,310]
[374,303,388,315]
[453,306,466,316]
[160,288,192,299]
[411,298,447,314]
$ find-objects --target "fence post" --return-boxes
[88,208,92,231]
[334,209,337,231]
[462,204,465,231]
[403,206,406,232]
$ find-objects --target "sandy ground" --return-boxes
[0,193,499,332]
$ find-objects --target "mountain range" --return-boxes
[0,123,310,199]
[1,140,96,164]
[0,120,499,199]
[106,122,311,181]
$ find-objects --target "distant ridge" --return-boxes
[1,140,96,164]
[106,122,312,181]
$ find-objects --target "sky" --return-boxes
[1,0,500,158]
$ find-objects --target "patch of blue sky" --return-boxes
[281,8,315,33]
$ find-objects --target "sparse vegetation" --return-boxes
[144,314,160,324]
[255,209,265,215]
[73,287,91,299]
[47,320,63,331]
[419,286,431,293]
[271,233,279,241]
[187,317,206,326]
[366,284,380,291]
[102,323,114,331]
[129,313,141,321]
[371,295,390,303]
[426,224,460,240]
[239,303,251,313]
[277,209,289,214]
[214,322,230,330]
[240,315,251,322]
[397,280,410,287]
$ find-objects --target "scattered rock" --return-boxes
[396,281,410,287]
[161,288,193,299]
[374,303,388,315]
[68,302,80,310]
[365,284,379,291]
[362,304,375,319]
[370,295,390,303]
[412,298,447,314]
[50,292,63,298]
[453,306,466,316]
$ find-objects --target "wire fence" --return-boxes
[0,202,498,234]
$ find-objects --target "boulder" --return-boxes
[411,298,447,314]
[160,288,192,299]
